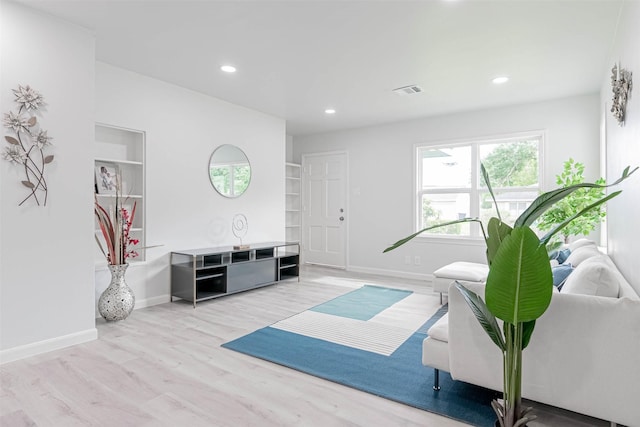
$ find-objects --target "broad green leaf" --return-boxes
[515,166,637,228]
[485,217,512,266]
[485,227,553,324]
[522,320,536,349]
[539,191,621,246]
[481,163,502,222]
[383,218,481,252]
[455,282,505,351]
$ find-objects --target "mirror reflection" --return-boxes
[209,144,251,198]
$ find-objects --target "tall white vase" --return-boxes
[98,264,135,321]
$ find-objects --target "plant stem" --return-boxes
[503,322,524,427]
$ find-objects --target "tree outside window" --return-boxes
[210,163,250,197]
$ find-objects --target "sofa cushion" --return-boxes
[561,255,620,298]
[433,262,488,282]
[549,248,571,264]
[552,263,574,288]
[564,245,601,267]
[427,313,449,342]
[568,238,597,251]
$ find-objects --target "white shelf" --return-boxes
[94,227,143,233]
[95,194,143,198]
[95,157,143,166]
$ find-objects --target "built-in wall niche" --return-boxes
[94,123,146,264]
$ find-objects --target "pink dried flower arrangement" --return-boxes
[94,187,139,265]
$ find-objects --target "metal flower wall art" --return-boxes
[611,63,633,126]
[3,85,54,206]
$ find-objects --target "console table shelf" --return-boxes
[171,242,300,307]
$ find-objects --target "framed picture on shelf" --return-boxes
[95,163,118,194]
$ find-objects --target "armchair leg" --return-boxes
[439,293,443,305]
[433,368,441,391]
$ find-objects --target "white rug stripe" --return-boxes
[271,311,412,355]
[271,293,441,356]
[369,293,441,330]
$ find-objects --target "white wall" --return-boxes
[601,0,640,294]
[293,95,600,279]
[0,1,97,361]
[94,63,286,308]
[286,134,294,163]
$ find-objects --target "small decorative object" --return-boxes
[94,178,140,321]
[232,213,249,249]
[3,85,54,206]
[94,162,118,194]
[98,263,135,321]
[611,63,633,126]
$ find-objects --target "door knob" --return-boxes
[339,216,344,221]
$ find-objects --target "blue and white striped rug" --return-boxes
[222,285,497,426]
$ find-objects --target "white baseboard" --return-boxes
[136,294,171,309]
[0,328,98,365]
[95,294,170,318]
[347,265,434,283]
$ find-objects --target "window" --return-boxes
[416,133,542,238]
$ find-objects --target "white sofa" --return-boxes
[423,245,640,427]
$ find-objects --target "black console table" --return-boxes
[170,242,300,307]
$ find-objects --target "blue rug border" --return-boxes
[222,300,498,426]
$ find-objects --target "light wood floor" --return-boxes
[1,265,609,427]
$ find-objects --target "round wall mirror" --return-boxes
[208,144,251,198]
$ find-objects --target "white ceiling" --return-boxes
[19,0,623,136]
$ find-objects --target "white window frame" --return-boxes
[413,131,545,243]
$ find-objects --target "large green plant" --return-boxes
[384,164,637,427]
[536,158,606,243]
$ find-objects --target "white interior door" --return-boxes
[302,152,347,268]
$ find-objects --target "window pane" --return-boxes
[421,146,471,189]
[233,165,251,195]
[211,166,230,194]
[479,191,538,227]
[479,140,538,188]
[421,193,470,235]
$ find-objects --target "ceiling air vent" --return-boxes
[392,85,423,96]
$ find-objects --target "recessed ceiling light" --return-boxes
[325,109,336,114]
[221,65,237,73]
[492,76,509,84]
